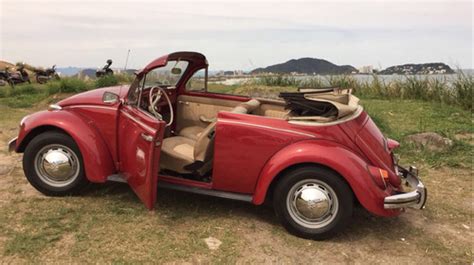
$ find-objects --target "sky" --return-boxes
[0,0,472,70]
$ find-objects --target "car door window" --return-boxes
[186,68,207,92]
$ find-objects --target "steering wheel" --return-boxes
[148,86,174,127]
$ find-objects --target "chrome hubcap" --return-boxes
[34,144,79,187]
[287,180,339,229]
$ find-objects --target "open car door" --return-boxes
[118,104,165,209]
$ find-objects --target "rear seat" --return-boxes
[178,99,261,140]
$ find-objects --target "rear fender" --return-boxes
[16,110,115,183]
[253,139,399,217]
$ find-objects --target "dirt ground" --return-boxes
[0,104,472,264]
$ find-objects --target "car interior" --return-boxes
[129,57,360,183]
[128,62,291,183]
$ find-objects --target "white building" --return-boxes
[358,65,374,74]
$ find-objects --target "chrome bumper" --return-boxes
[8,137,17,152]
[384,166,427,209]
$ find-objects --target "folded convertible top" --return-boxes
[279,87,360,122]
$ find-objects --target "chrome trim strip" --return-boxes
[120,110,155,133]
[158,181,253,202]
[64,105,117,111]
[8,137,17,152]
[219,120,316,138]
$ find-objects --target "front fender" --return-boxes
[16,110,115,183]
[253,139,399,217]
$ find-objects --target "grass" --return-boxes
[362,99,472,168]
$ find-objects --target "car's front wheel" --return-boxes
[273,166,353,240]
[23,131,89,196]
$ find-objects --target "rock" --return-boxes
[405,132,453,151]
[204,237,222,250]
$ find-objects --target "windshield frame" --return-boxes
[127,60,191,106]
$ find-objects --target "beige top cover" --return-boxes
[289,88,360,122]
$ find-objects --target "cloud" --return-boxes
[0,1,471,69]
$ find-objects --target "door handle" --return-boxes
[141,133,153,142]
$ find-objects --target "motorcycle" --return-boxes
[0,66,30,88]
[0,69,9,86]
[96,59,114,78]
[34,65,60,84]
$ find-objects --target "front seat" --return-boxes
[160,99,260,174]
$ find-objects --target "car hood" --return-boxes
[57,85,129,107]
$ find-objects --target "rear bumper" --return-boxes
[8,137,17,152]
[384,166,427,210]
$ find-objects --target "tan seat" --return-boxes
[178,99,260,140]
[161,99,260,174]
[179,126,205,140]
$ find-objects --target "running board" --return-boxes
[107,174,126,183]
[158,181,253,203]
[107,174,253,203]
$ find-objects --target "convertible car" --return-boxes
[8,52,426,239]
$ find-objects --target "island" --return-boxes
[251,58,357,75]
[379,63,454,75]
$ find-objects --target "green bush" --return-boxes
[0,87,6,98]
[115,73,135,83]
[46,82,61,95]
[47,78,90,94]
[452,72,473,110]
[95,75,119,88]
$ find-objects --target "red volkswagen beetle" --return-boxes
[8,52,426,239]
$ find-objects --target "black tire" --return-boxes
[23,131,89,196]
[36,75,46,84]
[273,166,353,240]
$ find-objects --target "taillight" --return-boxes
[367,166,390,189]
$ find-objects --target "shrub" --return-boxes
[10,84,40,96]
[47,78,90,94]
[46,81,61,95]
[95,75,118,88]
[115,73,135,83]
[452,72,473,110]
[0,87,6,98]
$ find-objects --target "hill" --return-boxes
[0,60,15,70]
[251,58,357,75]
[379,63,454,75]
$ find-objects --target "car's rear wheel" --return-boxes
[23,131,89,196]
[273,166,353,240]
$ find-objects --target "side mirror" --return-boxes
[102,91,119,104]
[171,67,182,75]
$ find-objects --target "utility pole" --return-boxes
[124,49,131,70]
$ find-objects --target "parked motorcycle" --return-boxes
[0,69,9,86]
[34,65,60,84]
[96,59,114,78]
[0,66,31,88]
